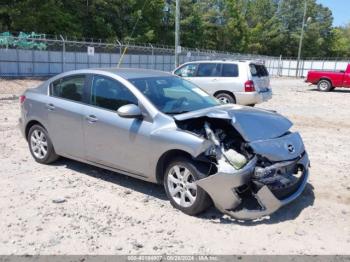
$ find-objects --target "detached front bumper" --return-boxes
[197,152,310,220]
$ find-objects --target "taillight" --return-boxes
[19,95,26,104]
[244,80,255,92]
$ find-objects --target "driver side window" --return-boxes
[174,63,198,77]
[90,75,138,111]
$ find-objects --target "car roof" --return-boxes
[180,60,264,64]
[93,68,172,79]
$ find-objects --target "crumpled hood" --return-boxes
[173,104,292,142]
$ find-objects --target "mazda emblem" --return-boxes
[287,144,295,153]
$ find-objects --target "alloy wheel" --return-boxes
[167,165,197,208]
[30,129,48,159]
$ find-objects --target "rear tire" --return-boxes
[215,92,236,104]
[317,79,332,92]
[164,157,212,216]
[28,124,59,164]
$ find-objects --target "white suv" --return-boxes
[173,60,272,106]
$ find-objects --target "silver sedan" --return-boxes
[19,68,310,220]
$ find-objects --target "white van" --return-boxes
[172,60,272,106]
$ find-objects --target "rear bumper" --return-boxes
[235,89,272,105]
[197,152,310,220]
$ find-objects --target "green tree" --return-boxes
[271,0,333,57]
[190,0,248,52]
[0,0,82,36]
[302,2,333,57]
[330,24,350,57]
[0,0,347,58]
[245,0,280,54]
[180,0,204,48]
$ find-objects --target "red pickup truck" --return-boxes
[305,64,350,92]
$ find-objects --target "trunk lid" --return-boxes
[249,63,270,92]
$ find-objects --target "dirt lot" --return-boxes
[0,77,349,255]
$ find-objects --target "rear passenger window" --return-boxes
[197,63,221,77]
[51,75,85,102]
[221,64,238,77]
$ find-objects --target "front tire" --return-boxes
[317,79,332,92]
[28,124,59,164]
[164,157,211,216]
[215,92,236,104]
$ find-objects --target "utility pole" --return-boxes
[175,0,180,68]
[296,0,307,77]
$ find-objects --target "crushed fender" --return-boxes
[175,114,310,220]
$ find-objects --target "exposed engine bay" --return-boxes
[175,115,310,220]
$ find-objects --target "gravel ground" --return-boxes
[0,77,349,255]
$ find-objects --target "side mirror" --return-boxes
[117,104,142,119]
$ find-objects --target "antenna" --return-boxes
[117,0,149,68]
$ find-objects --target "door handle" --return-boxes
[86,115,98,123]
[46,103,55,111]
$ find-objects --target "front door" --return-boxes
[174,62,198,87]
[83,75,153,177]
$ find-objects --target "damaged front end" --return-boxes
[174,106,310,220]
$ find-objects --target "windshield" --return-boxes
[129,76,220,114]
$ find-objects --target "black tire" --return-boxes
[247,104,255,107]
[164,157,212,216]
[317,79,332,92]
[27,124,59,164]
[215,92,236,104]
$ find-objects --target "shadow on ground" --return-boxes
[54,157,315,225]
[54,157,168,201]
[309,88,350,93]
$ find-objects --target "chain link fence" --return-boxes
[265,56,350,77]
[0,36,272,77]
[0,36,349,77]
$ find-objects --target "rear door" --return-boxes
[191,63,222,94]
[249,63,270,92]
[217,63,242,92]
[47,75,86,158]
